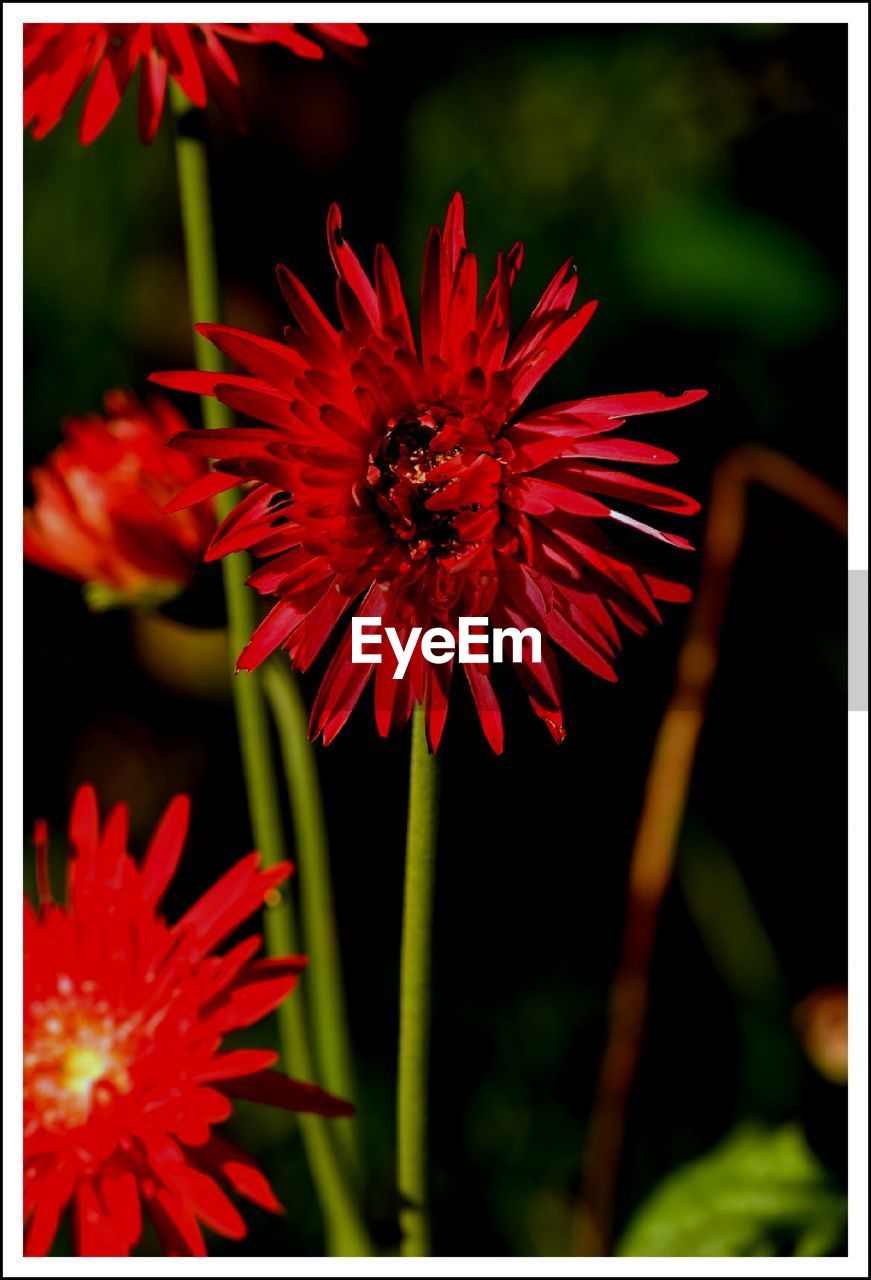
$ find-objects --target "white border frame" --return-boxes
[4,4,868,1276]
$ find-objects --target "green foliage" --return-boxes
[621,199,837,345]
[23,96,178,450]
[401,32,838,350]
[619,1123,847,1257]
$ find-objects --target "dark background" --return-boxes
[24,22,847,1255]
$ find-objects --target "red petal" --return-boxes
[425,659,453,752]
[313,23,369,49]
[160,24,207,106]
[207,959,307,1030]
[464,665,504,754]
[237,598,305,671]
[177,853,292,951]
[508,476,611,518]
[645,574,692,603]
[326,204,379,331]
[285,583,355,672]
[194,323,303,390]
[374,243,415,351]
[68,783,99,867]
[509,300,598,408]
[567,438,680,466]
[171,425,291,459]
[173,1169,246,1241]
[140,794,190,904]
[276,264,339,348]
[165,468,239,513]
[99,1164,142,1253]
[196,1134,283,1214]
[74,1180,126,1256]
[223,1070,354,1117]
[197,27,245,125]
[24,1163,75,1256]
[137,47,168,144]
[551,464,700,515]
[506,258,577,366]
[308,585,387,743]
[97,801,128,885]
[150,369,275,398]
[567,389,708,418]
[145,1186,206,1256]
[80,46,135,145]
[420,226,444,362]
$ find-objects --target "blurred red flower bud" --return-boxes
[24,390,216,610]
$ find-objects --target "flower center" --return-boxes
[367,409,500,566]
[368,411,462,560]
[60,1046,107,1095]
[25,980,137,1132]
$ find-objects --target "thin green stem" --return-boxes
[169,82,369,1257]
[397,704,440,1257]
[263,661,362,1183]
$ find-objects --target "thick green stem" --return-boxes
[397,704,440,1257]
[170,83,369,1257]
[263,662,362,1183]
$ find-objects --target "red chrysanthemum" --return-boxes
[153,195,706,752]
[24,785,352,1256]
[24,22,368,145]
[24,390,215,608]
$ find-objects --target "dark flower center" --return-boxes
[367,411,467,561]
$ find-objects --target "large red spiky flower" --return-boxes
[154,195,706,752]
[24,785,352,1256]
[24,22,368,145]
[23,390,215,609]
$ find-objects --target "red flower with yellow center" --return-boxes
[24,22,368,145]
[23,390,215,609]
[155,195,706,752]
[24,786,352,1257]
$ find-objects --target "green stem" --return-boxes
[170,82,369,1257]
[397,704,440,1257]
[263,662,362,1182]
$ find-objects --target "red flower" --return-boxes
[24,22,368,145]
[24,785,352,1256]
[24,390,216,608]
[154,195,706,752]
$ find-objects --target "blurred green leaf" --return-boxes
[622,199,838,344]
[619,1122,846,1257]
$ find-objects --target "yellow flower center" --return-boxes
[60,1045,107,1095]
[25,978,139,1132]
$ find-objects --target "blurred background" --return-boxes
[24,22,847,1257]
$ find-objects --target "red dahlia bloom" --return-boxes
[25,786,352,1256]
[24,22,368,145]
[24,390,215,608]
[154,195,706,752]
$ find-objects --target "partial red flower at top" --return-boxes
[24,22,368,145]
[24,390,216,610]
[154,195,706,753]
[25,785,352,1256]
